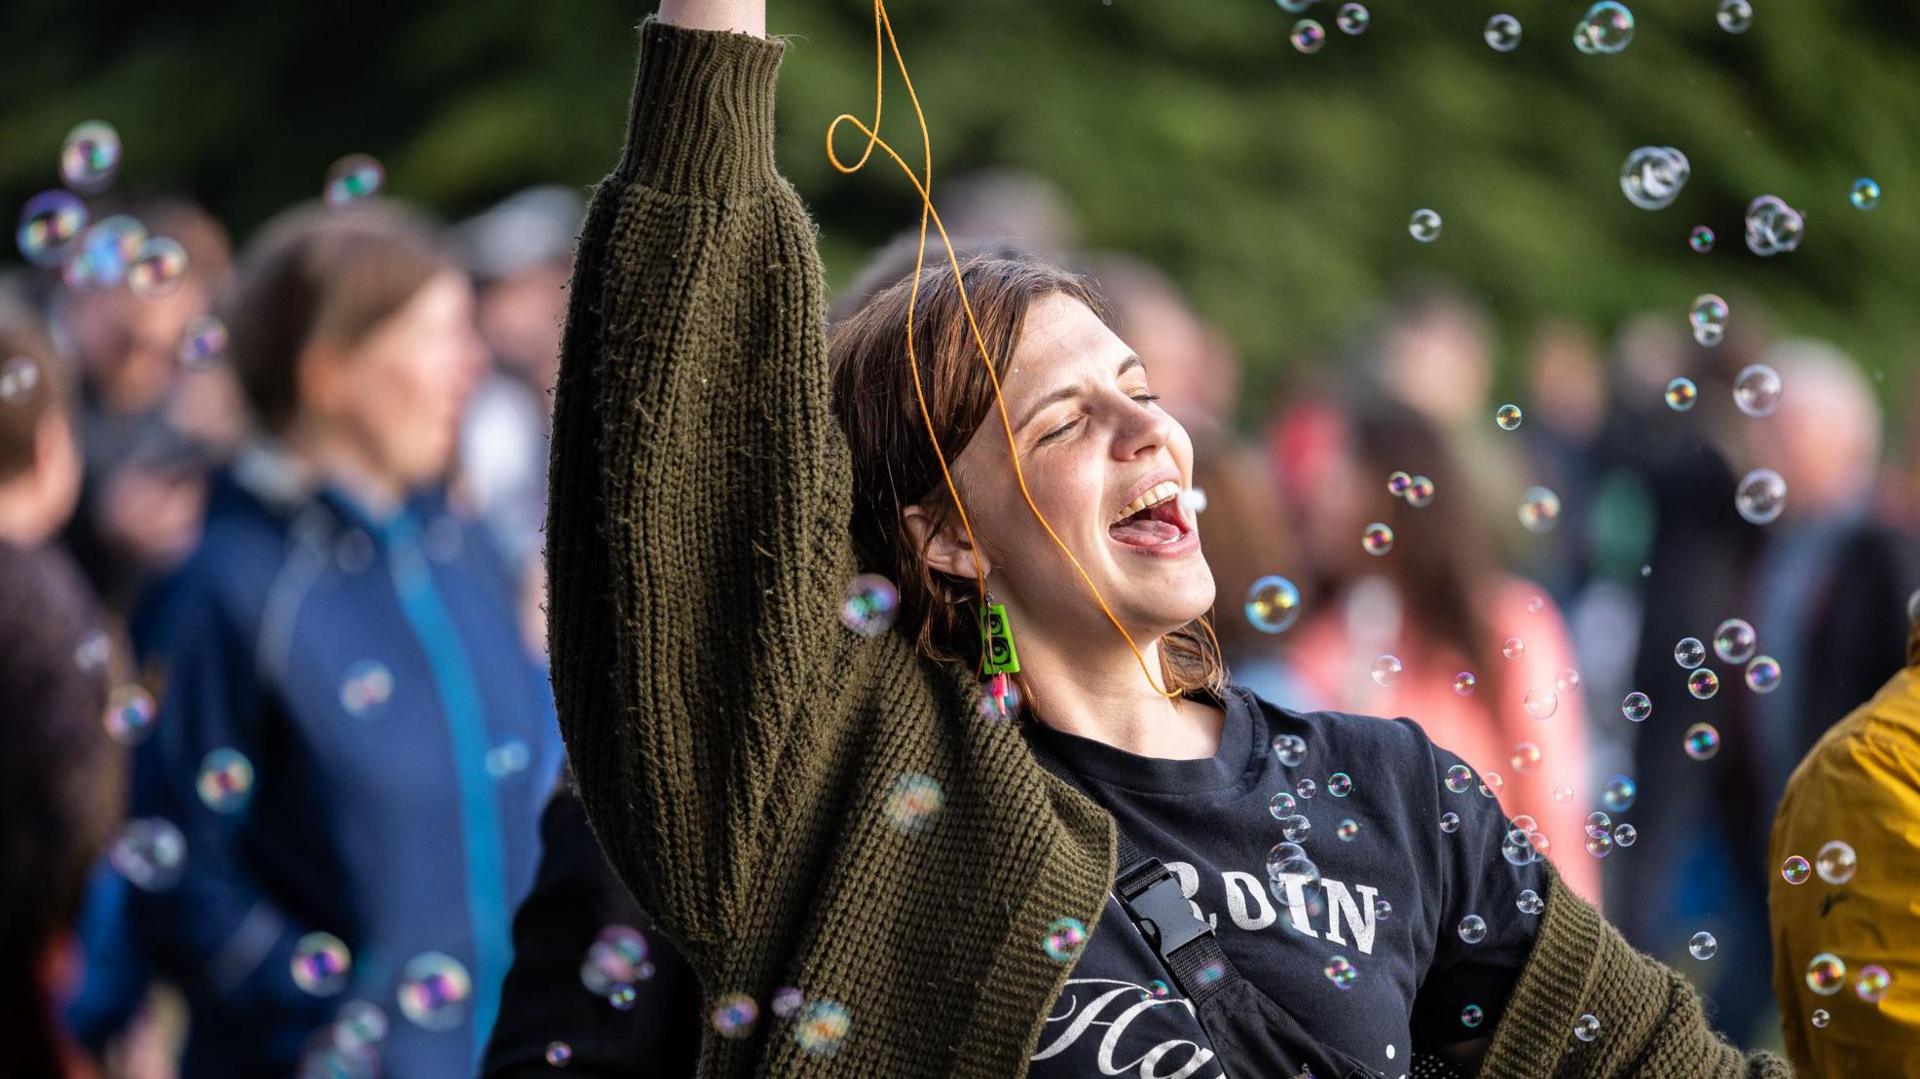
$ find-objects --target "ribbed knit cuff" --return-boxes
[614,17,784,196]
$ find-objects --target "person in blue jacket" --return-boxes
[126,200,562,1076]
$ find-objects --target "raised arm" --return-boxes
[543,6,864,975]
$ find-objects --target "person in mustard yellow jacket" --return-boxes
[1768,604,1920,1075]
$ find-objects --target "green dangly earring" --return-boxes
[978,590,1021,676]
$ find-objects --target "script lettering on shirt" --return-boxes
[1033,978,1223,1079]
[1172,861,1379,955]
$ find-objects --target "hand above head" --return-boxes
[657,0,765,37]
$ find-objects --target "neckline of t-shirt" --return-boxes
[1022,683,1266,796]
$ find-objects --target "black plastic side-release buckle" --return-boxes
[1117,858,1214,959]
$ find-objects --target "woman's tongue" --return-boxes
[1108,506,1182,546]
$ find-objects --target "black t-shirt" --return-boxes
[1023,685,1545,1079]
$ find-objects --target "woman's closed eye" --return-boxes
[1037,393,1162,445]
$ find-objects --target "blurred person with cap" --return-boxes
[125,200,562,1076]
[1766,593,1920,1074]
[454,185,584,573]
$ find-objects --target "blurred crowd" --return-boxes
[5,165,1918,1076]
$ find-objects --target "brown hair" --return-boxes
[828,255,1226,701]
[224,201,454,434]
[0,301,69,483]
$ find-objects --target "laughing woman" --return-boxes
[545,2,1790,1076]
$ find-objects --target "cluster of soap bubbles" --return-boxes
[1573,2,1634,55]
[882,772,945,833]
[1287,4,1369,54]
[1246,575,1303,634]
[15,122,196,301]
[1323,954,1358,988]
[1621,146,1691,210]
[580,924,654,1006]
[1745,195,1806,256]
[1502,814,1551,867]
[298,1000,390,1078]
[1385,469,1435,508]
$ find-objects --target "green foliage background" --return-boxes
[5,0,1917,423]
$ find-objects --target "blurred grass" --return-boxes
[3,0,1916,426]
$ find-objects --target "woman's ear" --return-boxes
[903,501,990,583]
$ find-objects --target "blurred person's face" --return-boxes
[1282,415,1369,579]
[1527,327,1605,439]
[477,261,571,389]
[1759,364,1879,516]
[302,272,486,491]
[1112,286,1232,435]
[905,293,1215,649]
[1380,305,1490,427]
[65,283,209,415]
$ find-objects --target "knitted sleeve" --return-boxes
[544,18,862,973]
[1480,865,1793,1077]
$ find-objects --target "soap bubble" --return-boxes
[1501,829,1539,866]
[60,121,123,194]
[1745,655,1782,694]
[1461,1003,1485,1028]
[16,190,88,266]
[771,987,806,1019]
[1478,771,1505,799]
[1735,468,1787,525]
[1523,688,1559,720]
[1509,742,1541,773]
[1601,775,1637,813]
[1267,791,1296,819]
[1408,208,1443,243]
[1361,523,1394,556]
[1854,965,1891,1004]
[64,215,146,291]
[1296,777,1318,800]
[1553,784,1574,804]
[1584,831,1613,858]
[1502,637,1525,660]
[1439,811,1461,833]
[1684,722,1721,760]
[883,773,945,834]
[1495,403,1523,431]
[840,574,899,636]
[793,999,851,1057]
[1043,917,1087,962]
[1386,471,1412,497]
[1453,671,1478,696]
[1713,618,1757,663]
[127,237,189,299]
[1805,953,1846,996]
[335,1001,389,1051]
[1517,888,1544,915]
[1687,668,1720,700]
[1290,18,1326,52]
[1573,1013,1601,1042]
[1323,955,1357,989]
[1621,692,1652,722]
[1246,575,1302,634]
[1780,855,1811,884]
[1282,814,1312,842]
[1613,822,1638,847]
[1484,14,1522,51]
[545,1042,573,1066]
[580,925,650,995]
[1814,840,1856,885]
[1444,764,1474,794]
[1745,195,1805,256]
[1674,637,1706,669]
[1689,294,1728,347]
[1811,1009,1829,1028]
[1664,377,1698,411]
[339,659,395,718]
[106,684,158,744]
[1457,915,1487,945]
[1688,226,1715,254]
[1177,488,1207,517]
[325,154,386,209]
[712,993,760,1038]
[196,748,256,813]
[1328,771,1353,797]
[1574,2,1634,54]
[1405,475,1435,508]
[1850,177,1881,211]
[396,952,472,1031]
[1266,841,1316,881]
[1275,0,1315,12]
[1689,931,1718,960]
[1555,668,1582,695]
[1373,897,1391,920]
[1732,363,1782,418]
[110,818,186,890]
[179,315,229,369]
[1335,818,1359,841]
[1517,487,1561,534]
[1335,3,1369,35]
[1370,654,1403,688]
[1621,146,1691,210]
[1717,0,1753,33]
[1272,733,1308,767]
[291,932,353,996]
[1584,811,1610,837]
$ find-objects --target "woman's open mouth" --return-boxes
[1107,494,1199,555]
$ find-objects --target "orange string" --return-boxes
[826,0,1219,700]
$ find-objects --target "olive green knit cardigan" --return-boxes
[544,18,1792,1078]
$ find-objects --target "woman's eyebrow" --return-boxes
[1016,354,1146,431]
